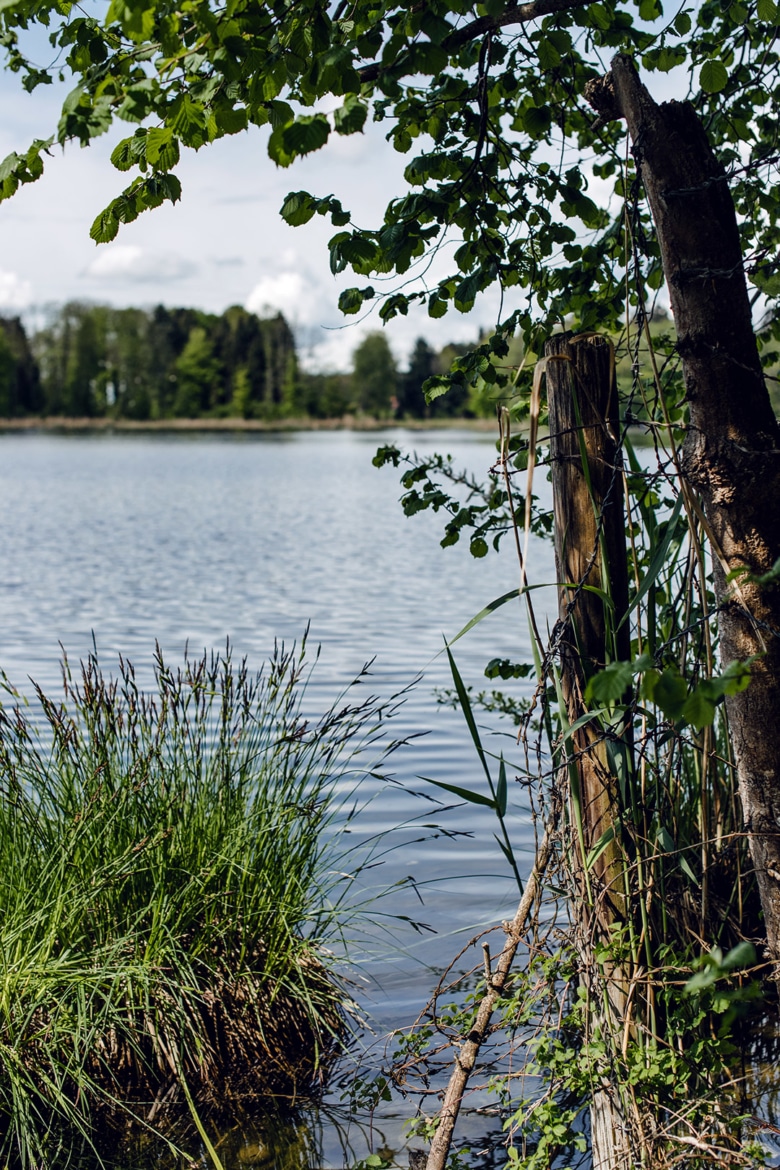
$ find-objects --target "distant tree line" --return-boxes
[0,304,499,421]
[25,303,299,421]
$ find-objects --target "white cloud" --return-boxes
[297,326,369,374]
[83,245,197,283]
[0,269,33,311]
[245,270,325,325]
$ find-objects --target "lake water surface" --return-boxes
[0,429,559,1165]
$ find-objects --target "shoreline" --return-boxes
[0,415,498,435]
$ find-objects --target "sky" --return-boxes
[0,37,508,373]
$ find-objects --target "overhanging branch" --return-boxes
[358,0,588,84]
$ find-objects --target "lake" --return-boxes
[0,428,558,1165]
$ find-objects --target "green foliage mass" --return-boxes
[0,308,498,421]
[29,302,300,420]
[2,0,780,400]
[0,317,41,417]
[352,331,396,416]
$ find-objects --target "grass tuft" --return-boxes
[0,638,391,1165]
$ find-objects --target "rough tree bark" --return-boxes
[586,56,780,961]
[546,333,633,1169]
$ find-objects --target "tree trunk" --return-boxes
[546,332,633,1169]
[585,55,780,961]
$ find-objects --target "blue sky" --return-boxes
[0,39,506,372]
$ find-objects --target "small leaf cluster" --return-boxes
[373,444,552,558]
[586,653,752,731]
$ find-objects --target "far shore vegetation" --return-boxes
[0,302,512,425]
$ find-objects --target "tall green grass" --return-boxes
[0,638,392,1166]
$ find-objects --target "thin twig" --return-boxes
[424,818,557,1170]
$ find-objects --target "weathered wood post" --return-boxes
[545,331,633,1170]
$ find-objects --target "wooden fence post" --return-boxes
[545,331,633,1170]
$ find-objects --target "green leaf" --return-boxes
[585,825,615,871]
[145,127,179,171]
[720,941,757,971]
[658,825,700,886]
[700,59,729,93]
[496,756,507,817]
[268,124,295,167]
[169,95,207,145]
[750,267,780,298]
[719,659,753,694]
[587,3,612,28]
[334,95,368,135]
[757,0,778,20]
[523,106,552,136]
[446,645,492,787]
[644,667,688,721]
[681,689,716,730]
[449,589,521,645]
[283,114,331,159]
[110,136,141,172]
[338,285,374,314]
[423,375,451,402]
[537,37,561,69]
[423,777,495,808]
[214,103,249,135]
[454,272,480,311]
[280,190,317,226]
[89,207,119,243]
[618,494,683,630]
[585,660,634,704]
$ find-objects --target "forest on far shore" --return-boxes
[0,303,499,422]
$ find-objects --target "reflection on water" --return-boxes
[112,1104,510,1170]
[0,429,559,1167]
[103,1107,319,1170]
